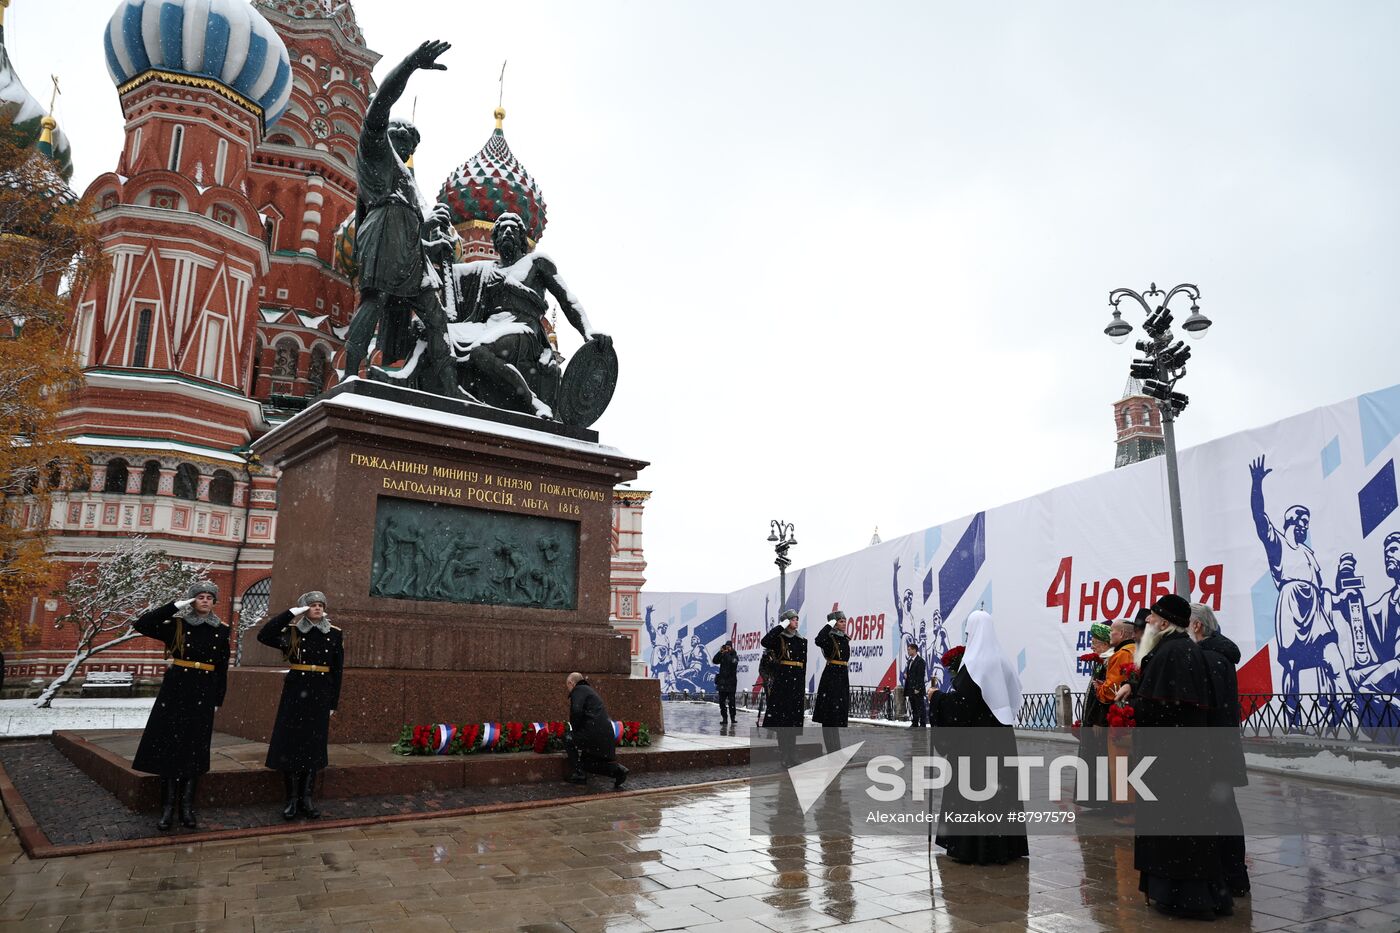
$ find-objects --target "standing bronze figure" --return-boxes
[342,39,458,395]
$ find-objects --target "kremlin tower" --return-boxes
[1113,377,1165,468]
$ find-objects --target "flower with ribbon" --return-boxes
[433,723,457,755]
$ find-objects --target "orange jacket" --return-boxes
[1097,642,1137,704]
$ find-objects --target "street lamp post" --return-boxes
[767,519,798,610]
[1103,283,1213,598]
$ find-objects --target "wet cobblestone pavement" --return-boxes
[1,777,1399,932]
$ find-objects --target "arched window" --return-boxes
[272,339,299,380]
[307,347,329,394]
[140,460,162,496]
[103,458,129,494]
[173,463,200,501]
[209,470,235,506]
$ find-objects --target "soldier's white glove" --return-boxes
[174,598,194,611]
[291,605,310,616]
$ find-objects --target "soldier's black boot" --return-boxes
[611,764,629,790]
[156,776,177,831]
[178,777,198,829]
[281,772,299,821]
[298,770,321,819]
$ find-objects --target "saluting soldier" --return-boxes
[257,591,343,820]
[131,581,230,831]
[760,609,807,766]
[812,610,852,751]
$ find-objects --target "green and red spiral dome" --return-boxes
[437,108,546,243]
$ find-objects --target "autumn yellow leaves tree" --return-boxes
[0,129,100,646]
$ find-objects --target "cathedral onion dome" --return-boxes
[332,207,460,282]
[331,211,356,279]
[438,107,547,243]
[0,6,75,180]
[103,0,293,126]
[253,0,364,48]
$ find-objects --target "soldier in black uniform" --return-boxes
[257,591,344,820]
[760,609,807,766]
[712,641,739,728]
[131,581,230,831]
[564,672,628,789]
[812,610,852,752]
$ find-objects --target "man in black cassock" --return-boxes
[257,590,344,821]
[131,581,230,831]
[1130,593,1233,920]
[564,672,628,789]
[927,610,1029,866]
[904,641,927,727]
[812,610,852,752]
[712,640,739,727]
[1190,601,1250,898]
[761,609,807,766]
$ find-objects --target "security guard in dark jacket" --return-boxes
[565,673,628,789]
[712,641,739,725]
[257,591,343,820]
[131,581,230,831]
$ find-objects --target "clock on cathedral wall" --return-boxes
[312,118,330,140]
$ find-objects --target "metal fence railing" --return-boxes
[668,689,1400,743]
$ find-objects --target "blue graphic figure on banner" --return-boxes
[1248,456,1356,718]
[644,605,675,692]
[1342,532,1400,692]
[894,558,951,696]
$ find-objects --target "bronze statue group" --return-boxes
[758,593,1251,923]
[130,582,343,831]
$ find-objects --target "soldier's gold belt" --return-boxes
[171,659,214,671]
[827,660,848,666]
[780,660,804,667]
[289,664,331,673]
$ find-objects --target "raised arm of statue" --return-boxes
[364,40,450,138]
[1248,456,1281,568]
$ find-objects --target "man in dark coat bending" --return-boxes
[565,673,628,789]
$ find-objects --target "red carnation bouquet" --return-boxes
[940,645,966,674]
[1105,703,1136,729]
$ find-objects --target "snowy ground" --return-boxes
[0,698,154,738]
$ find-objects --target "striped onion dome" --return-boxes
[103,0,293,125]
[331,211,356,279]
[438,108,547,243]
[0,13,74,180]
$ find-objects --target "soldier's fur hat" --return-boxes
[185,581,218,601]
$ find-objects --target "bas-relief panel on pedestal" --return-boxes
[370,495,579,610]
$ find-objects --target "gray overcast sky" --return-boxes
[10,1,1399,592]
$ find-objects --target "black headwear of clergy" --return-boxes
[1150,594,1192,628]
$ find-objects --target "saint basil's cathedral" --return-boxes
[2,0,651,684]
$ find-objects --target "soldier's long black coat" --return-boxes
[760,626,807,727]
[131,603,230,778]
[811,624,851,726]
[257,610,344,771]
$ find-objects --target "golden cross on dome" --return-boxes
[48,74,61,115]
[495,60,507,129]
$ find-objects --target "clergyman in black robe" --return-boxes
[1191,602,1250,897]
[1132,594,1233,920]
[927,610,1029,866]
[258,590,344,821]
[131,581,230,831]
